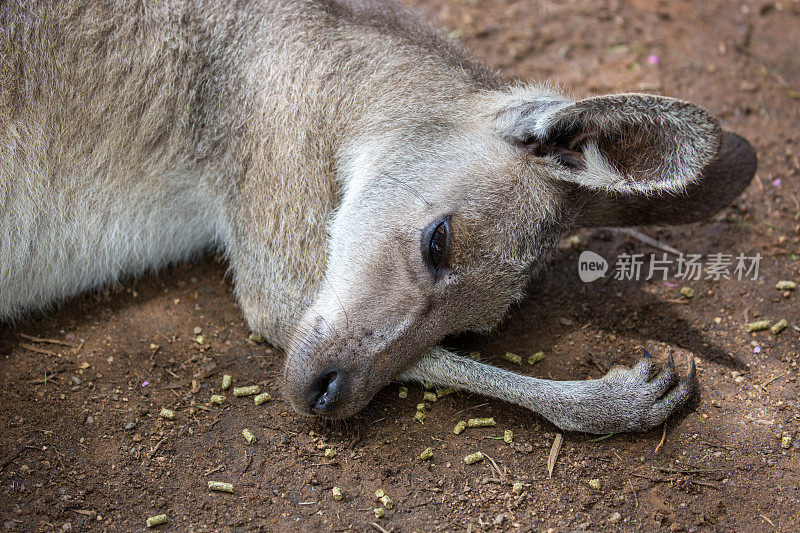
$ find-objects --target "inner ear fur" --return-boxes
[572,131,757,228]
[537,94,723,194]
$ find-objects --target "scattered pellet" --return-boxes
[398,386,408,399]
[527,351,545,365]
[420,447,433,460]
[208,481,234,493]
[159,408,175,420]
[423,391,437,403]
[745,320,770,332]
[414,411,426,423]
[588,478,601,490]
[454,421,467,435]
[242,428,256,445]
[771,319,788,335]
[375,489,385,499]
[512,482,523,495]
[253,392,271,405]
[776,280,796,291]
[233,385,260,397]
[435,387,457,398]
[502,352,522,365]
[221,374,232,390]
[210,395,225,405]
[248,332,265,343]
[194,335,205,345]
[503,430,513,444]
[324,448,336,459]
[467,417,496,428]
[464,451,484,465]
[781,436,792,449]
[380,495,393,509]
[373,508,386,519]
[416,403,426,412]
[332,487,343,500]
[146,514,167,528]
[468,352,481,361]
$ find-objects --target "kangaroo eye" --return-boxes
[423,216,451,274]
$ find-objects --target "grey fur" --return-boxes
[0,0,755,433]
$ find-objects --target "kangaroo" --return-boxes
[0,0,756,434]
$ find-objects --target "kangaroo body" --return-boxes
[0,0,756,433]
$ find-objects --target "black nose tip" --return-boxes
[308,370,343,413]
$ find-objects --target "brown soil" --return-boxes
[2,0,799,531]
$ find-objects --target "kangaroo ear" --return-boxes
[573,130,757,227]
[498,93,723,195]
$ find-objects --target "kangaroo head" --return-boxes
[283,86,746,419]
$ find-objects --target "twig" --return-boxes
[760,372,786,390]
[548,433,563,478]
[588,433,614,442]
[654,466,727,474]
[615,228,682,256]
[371,522,392,533]
[454,403,489,416]
[483,454,506,481]
[654,423,668,454]
[20,343,60,357]
[760,514,776,527]
[19,333,76,347]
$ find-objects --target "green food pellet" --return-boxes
[680,287,694,298]
[414,411,426,423]
[375,489,385,499]
[588,478,601,490]
[332,486,343,500]
[745,320,771,332]
[468,351,481,361]
[373,507,386,519]
[208,481,234,493]
[454,421,467,435]
[423,391,437,402]
[159,408,175,420]
[146,514,168,527]
[416,403,426,412]
[221,374,232,390]
[503,430,514,444]
[210,395,225,405]
[194,335,205,345]
[781,436,792,449]
[398,386,408,399]
[776,280,796,290]
[527,351,545,365]
[380,495,393,509]
[771,319,788,335]
[420,447,433,460]
[464,451,484,465]
[436,387,457,398]
[253,392,271,405]
[324,448,336,458]
[248,332,265,343]
[233,385,260,397]
[467,417,496,428]
[512,482,523,495]
[242,428,256,445]
[502,352,522,365]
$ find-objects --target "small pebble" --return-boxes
[124,421,136,430]
[608,512,621,524]
[159,408,175,420]
[193,326,202,335]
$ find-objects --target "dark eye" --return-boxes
[422,216,451,274]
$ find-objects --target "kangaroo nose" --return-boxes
[308,370,344,413]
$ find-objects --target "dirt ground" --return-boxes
[2,0,799,531]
